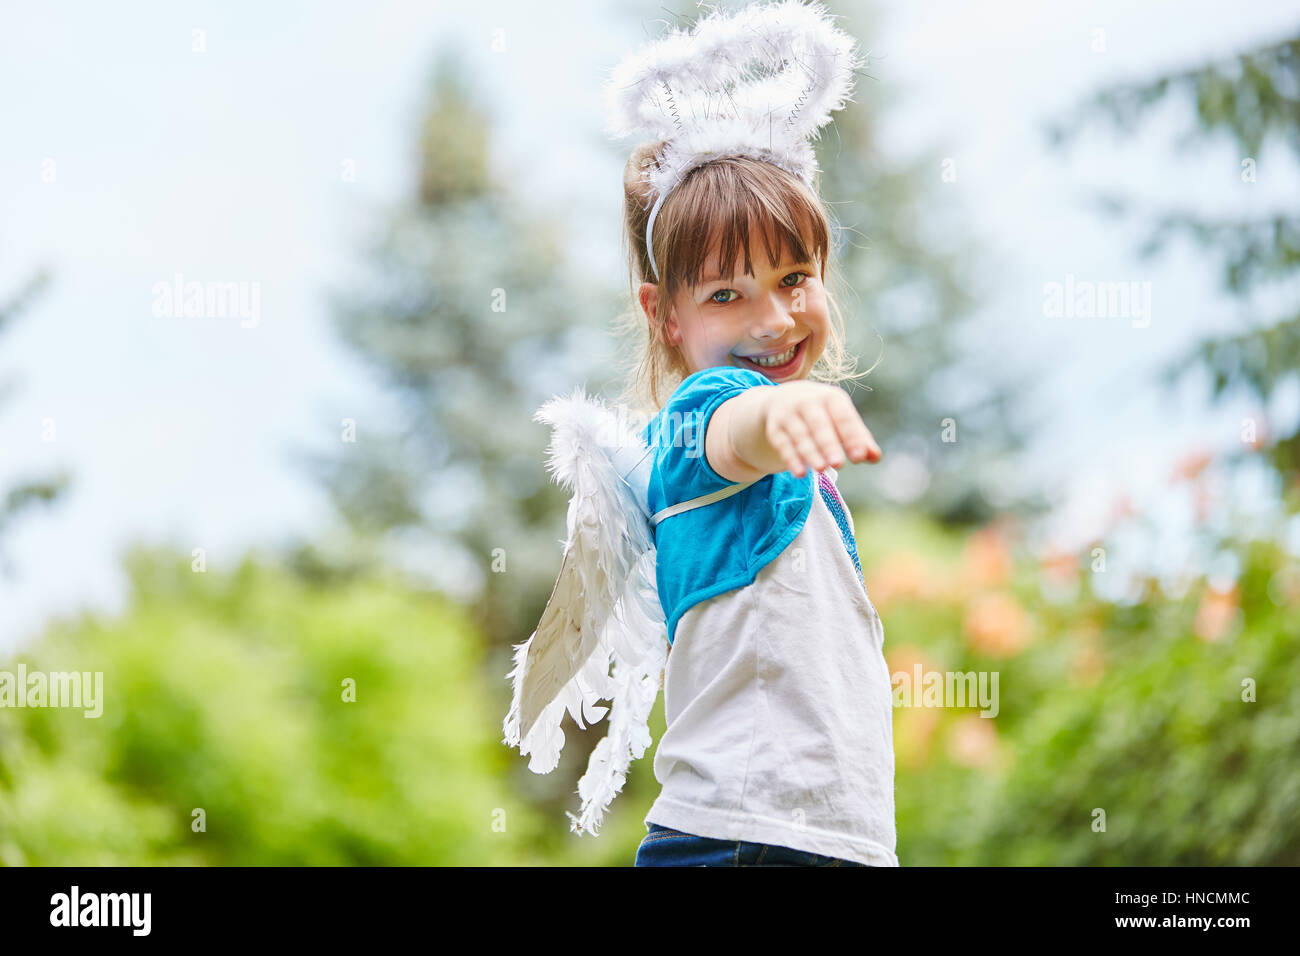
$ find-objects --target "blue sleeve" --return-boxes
[647,365,775,504]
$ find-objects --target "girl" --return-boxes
[616,141,898,867]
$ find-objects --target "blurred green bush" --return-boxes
[0,546,550,865]
[856,511,1300,866]
[2,503,1296,866]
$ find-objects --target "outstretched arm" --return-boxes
[705,381,882,484]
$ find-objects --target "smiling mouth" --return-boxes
[735,337,808,376]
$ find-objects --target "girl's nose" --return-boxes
[751,304,796,340]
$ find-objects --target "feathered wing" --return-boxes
[501,387,667,835]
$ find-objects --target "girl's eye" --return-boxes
[709,273,808,304]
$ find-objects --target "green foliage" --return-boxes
[1047,38,1300,158]
[302,59,619,661]
[999,23,1300,861]
[0,547,551,865]
[950,607,1299,866]
[853,511,1300,866]
[0,269,70,574]
[1047,29,1300,510]
[3,513,1295,866]
[10,5,1294,870]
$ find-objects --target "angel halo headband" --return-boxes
[602,0,866,283]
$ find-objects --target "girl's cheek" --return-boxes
[702,323,732,353]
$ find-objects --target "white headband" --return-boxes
[603,0,866,282]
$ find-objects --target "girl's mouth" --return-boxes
[734,337,808,377]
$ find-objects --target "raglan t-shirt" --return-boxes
[640,366,813,646]
[640,366,899,867]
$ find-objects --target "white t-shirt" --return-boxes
[644,467,899,867]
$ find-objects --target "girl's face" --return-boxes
[642,240,829,383]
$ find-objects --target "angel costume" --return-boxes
[642,366,897,867]
[502,0,898,867]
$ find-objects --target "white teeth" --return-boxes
[750,342,799,367]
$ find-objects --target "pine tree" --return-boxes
[1047,35,1300,509]
[296,52,619,652]
[0,270,69,579]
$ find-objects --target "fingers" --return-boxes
[772,415,823,478]
[827,395,881,463]
[766,386,882,478]
[775,404,847,478]
[767,423,806,478]
[769,392,883,478]
[803,402,847,469]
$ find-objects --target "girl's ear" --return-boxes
[661,314,682,348]
[639,282,682,348]
[637,282,657,327]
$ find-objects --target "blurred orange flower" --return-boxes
[963,591,1032,657]
[866,551,937,609]
[960,526,1013,591]
[946,713,1008,772]
[1038,548,1082,604]
[1171,448,1213,484]
[1039,548,1078,585]
[1194,585,1240,642]
[884,643,930,682]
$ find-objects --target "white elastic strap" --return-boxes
[645,162,697,282]
[650,479,756,528]
[645,188,667,282]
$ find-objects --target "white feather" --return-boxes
[602,0,867,206]
[502,387,667,835]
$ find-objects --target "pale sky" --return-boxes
[2,0,1299,651]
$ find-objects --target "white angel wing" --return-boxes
[502,386,667,836]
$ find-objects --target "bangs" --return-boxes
[616,145,861,414]
[659,158,830,293]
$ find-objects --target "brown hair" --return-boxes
[612,142,866,417]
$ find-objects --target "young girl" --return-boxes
[617,141,898,868]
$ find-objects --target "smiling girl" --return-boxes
[615,141,899,868]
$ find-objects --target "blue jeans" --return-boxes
[634,823,873,867]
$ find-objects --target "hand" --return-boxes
[761,382,882,479]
